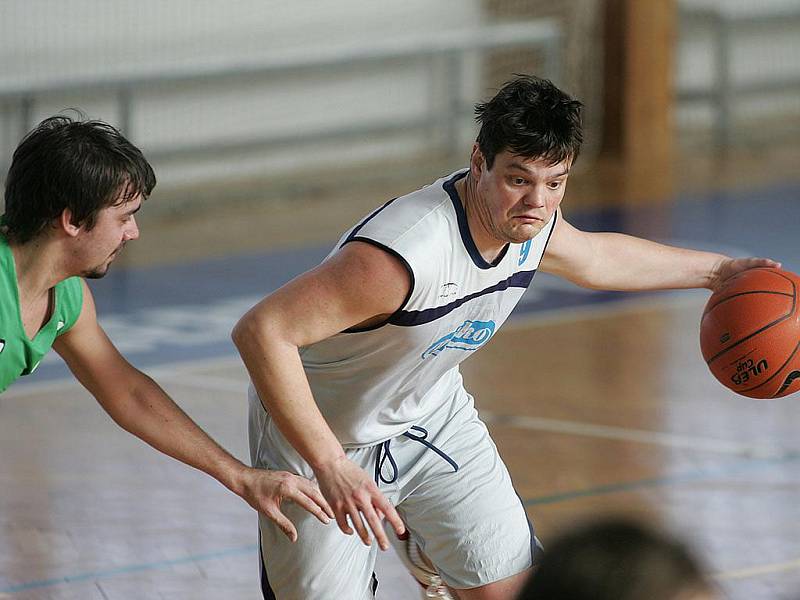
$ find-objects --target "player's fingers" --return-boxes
[334,507,354,536]
[267,509,299,543]
[360,504,390,551]
[375,496,406,537]
[298,481,335,520]
[291,490,332,525]
[741,257,778,268]
[348,504,371,546]
[754,258,781,268]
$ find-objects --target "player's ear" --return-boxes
[469,144,485,180]
[58,208,81,238]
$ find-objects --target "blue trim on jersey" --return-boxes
[389,270,536,327]
[514,490,543,569]
[443,171,510,270]
[543,208,559,253]
[340,237,416,333]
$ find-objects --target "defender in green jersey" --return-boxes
[0,230,82,392]
[0,116,333,542]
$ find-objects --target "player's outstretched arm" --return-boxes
[540,214,780,291]
[232,241,410,550]
[53,280,333,542]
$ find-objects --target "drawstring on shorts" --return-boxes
[373,425,459,485]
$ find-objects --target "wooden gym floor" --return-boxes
[1,146,800,599]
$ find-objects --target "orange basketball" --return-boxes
[700,267,800,399]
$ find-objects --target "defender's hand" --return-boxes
[238,467,334,542]
[709,257,781,292]
[314,456,406,551]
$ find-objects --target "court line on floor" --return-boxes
[0,545,257,593]
[0,355,245,399]
[523,450,800,507]
[481,410,788,459]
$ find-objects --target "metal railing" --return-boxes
[677,5,800,150]
[0,21,561,175]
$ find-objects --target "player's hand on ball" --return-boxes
[238,467,334,542]
[314,456,406,551]
[708,257,781,292]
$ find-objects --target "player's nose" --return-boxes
[125,216,140,241]
[524,187,547,208]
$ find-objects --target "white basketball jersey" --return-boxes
[256,170,557,446]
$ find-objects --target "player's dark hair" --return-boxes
[519,518,714,600]
[475,74,583,169]
[3,114,156,244]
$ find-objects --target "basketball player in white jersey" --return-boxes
[233,76,777,599]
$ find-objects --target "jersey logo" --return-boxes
[519,240,532,265]
[57,320,65,331]
[0,339,4,354]
[439,283,459,300]
[422,320,496,359]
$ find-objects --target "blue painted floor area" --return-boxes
[22,180,800,384]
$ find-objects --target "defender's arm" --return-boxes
[54,280,333,542]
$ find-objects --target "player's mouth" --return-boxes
[109,243,126,259]
[512,215,544,223]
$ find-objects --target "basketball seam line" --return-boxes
[702,269,796,318]
[705,310,794,365]
[702,290,794,317]
[704,278,796,365]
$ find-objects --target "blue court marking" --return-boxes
[0,544,258,593]
[4,450,800,594]
[524,449,800,507]
[14,179,800,385]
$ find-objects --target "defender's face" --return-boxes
[473,149,570,244]
[79,194,142,279]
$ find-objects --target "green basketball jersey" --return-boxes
[0,231,83,393]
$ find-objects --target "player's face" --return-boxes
[79,193,142,279]
[473,149,570,244]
